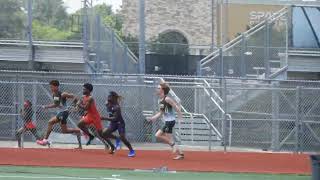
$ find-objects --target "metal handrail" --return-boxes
[203,79,223,103]
[200,7,288,67]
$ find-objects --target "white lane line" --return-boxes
[0,175,124,180]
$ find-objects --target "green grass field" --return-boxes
[0,166,310,180]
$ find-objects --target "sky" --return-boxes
[63,0,122,13]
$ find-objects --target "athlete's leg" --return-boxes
[98,129,115,153]
[155,129,174,145]
[43,116,60,139]
[29,128,42,140]
[60,124,82,149]
[16,127,25,148]
[119,133,133,151]
[77,119,95,145]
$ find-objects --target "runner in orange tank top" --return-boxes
[82,95,101,129]
[76,83,115,154]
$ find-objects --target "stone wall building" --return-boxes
[122,0,294,55]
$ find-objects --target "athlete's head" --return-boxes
[23,100,32,109]
[157,82,170,96]
[107,91,122,105]
[83,83,93,95]
[49,80,60,92]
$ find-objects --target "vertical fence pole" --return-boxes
[27,0,34,70]
[95,15,101,72]
[18,84,24,148]
[222,78,227,152]
[139,0,146,74]
[271,82,280,151]
[209,125,212,151]
[32,83,37,142]
[264,20,270,78]
[82,0,89,66]
[295,86,301,153]
[151,79,157,143]
[123,45,129,73]
[111,31,116,73]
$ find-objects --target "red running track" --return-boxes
[0,148,311,175]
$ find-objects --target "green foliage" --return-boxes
[32,0,69,30]
[0,0,25,39]
[121,34,139,56]
[32,20,74,41]
[149,31,189,55]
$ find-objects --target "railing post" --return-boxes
[240,33,247,78]
[219,47,224,77]
[197,58,201,76]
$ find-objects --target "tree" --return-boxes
[149,31,189,55]
[31,0,78,40]
[32,0,69,30]
[32,20,74,41]
[0,0,25,39]
[121,34,139,56]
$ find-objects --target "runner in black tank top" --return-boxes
[36,80,82,149]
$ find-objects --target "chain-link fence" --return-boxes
[86,3,139,74]
[0,71,320,152]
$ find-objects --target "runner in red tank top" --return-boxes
[82,95,101,129]
[77,83,115,154]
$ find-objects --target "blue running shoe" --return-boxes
[115,138,121,150]
[128,150,136,157]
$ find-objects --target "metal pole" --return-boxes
[211,0,215,51]
[151,80,157,143]
[209,126,212,151]
[295,86,301,153]
[139,0,146,74]
[271,82,280,151]
[123,45,129,73]
[219,47,224,77]
[222,78,227,152]
[19,84,24,148]
[284,10,289,78]
[83,0,89,66]
[240,33,247,78]
[197,58,201,76]
[95,15,101,72]
[219,0,223,46]
[32,83,37,142]
[264,20,270,78]
[111,31,116,72]
[27,0,34,70]
[224,0,229,45]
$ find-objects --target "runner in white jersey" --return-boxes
[147,81,184,160]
